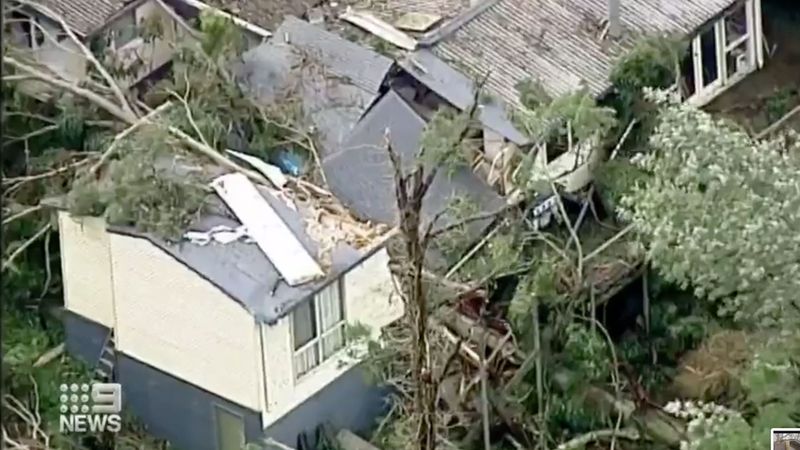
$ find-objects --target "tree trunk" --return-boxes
[398,192,437,450]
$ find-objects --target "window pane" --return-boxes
[725,5,748,45]
[214,406,245,450]
[322,325,345,359]
[292,300,317,350]
[316,282,342,332]
[294,343,319,377]
[112,12,137,48]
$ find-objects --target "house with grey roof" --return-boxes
[409,0,765,107]
[359,0,766,196]
[54,163,403,450]
[8,0,180,94]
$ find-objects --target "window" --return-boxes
[110,10,137,49]
[683,0,760,104]
[292,281,346,378]
[213,405,245,450]
[10,12,45,49]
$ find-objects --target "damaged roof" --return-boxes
[397,49,529,145]
[119,185,373,324]
[322,89,507,239]
[238,16,394,157]
[426,0,738,105]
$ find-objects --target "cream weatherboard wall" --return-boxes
[260,247,402,427]
[107,233,265,412]
[59,211,400,426]
[59,213,116,328]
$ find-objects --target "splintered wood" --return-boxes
[287,187,388,271]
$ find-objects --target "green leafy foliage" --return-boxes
[619,91,800,326]
[515,88,618,146]
[610,36,686,98]
[67,129,209,239]
[618,90,800,448]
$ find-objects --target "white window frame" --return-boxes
[291,280,346,379]
[686,0,761,106]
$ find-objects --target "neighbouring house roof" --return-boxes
[425,0,738,105]
[397,48,529,145]
[322,89,507,242]
[238,16,394,158]
[200,0,313,30]
[33,0,129,35]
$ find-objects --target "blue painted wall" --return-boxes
[265,365,391,447]
[63,310,109,366]
[63,312,391,450]
[117,353,263,450]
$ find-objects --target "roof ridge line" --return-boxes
[417,0,502,47]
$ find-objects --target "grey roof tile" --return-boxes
[239,17,393,157]
[322,89,506,239]
[398,49,529,145]
[274,16,394,94]
[35,0,126,35]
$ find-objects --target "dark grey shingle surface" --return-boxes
[322,89,506,240]
[398,49,529,145]
[273,16,394,94]
[239,17,394,157]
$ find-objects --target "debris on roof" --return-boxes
[339,8,418,51]
[368,0,471,33]
[227,149,288,188]
[394,12,442,32]
[184,225,253,246]
[428,0,738,104]
[211,173,325,286]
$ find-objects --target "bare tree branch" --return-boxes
[12,0,135,118]
[2,223,51,273]
[3,56,137,124]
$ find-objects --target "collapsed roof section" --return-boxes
[397,48,529,145]
[237,16,394,158]
[322,89,507,243]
